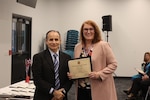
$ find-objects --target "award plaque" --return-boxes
[68,57,92,79]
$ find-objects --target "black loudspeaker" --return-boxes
[102,15,112,31]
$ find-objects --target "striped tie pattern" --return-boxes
[53,54,60,89]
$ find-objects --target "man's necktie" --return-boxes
[53,54,60,89]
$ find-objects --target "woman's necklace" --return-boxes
[81,45,93,57]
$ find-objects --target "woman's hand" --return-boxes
[67,72,72,80]
[89,72,102,81]
[142,74,149,80]
[89,72,99,79]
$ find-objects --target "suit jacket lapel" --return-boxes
[44,49,54,70]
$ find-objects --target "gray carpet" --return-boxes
[115,77,132,100]
[67,77,132,100]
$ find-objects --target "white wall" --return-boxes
[0,0,150,87]
[0,0,60,88]
[59,0,150,77]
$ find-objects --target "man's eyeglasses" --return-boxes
[83,28,94,32]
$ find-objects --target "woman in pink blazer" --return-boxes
[68,20,118,100]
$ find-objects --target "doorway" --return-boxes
[11,14,32,84]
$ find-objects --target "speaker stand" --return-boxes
[106,31,109,42]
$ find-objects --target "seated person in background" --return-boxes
[124,52,150,100]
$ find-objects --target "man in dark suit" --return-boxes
[32,30,73,100]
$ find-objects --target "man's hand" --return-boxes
[52,88,65,100]
[51,97,63,100]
